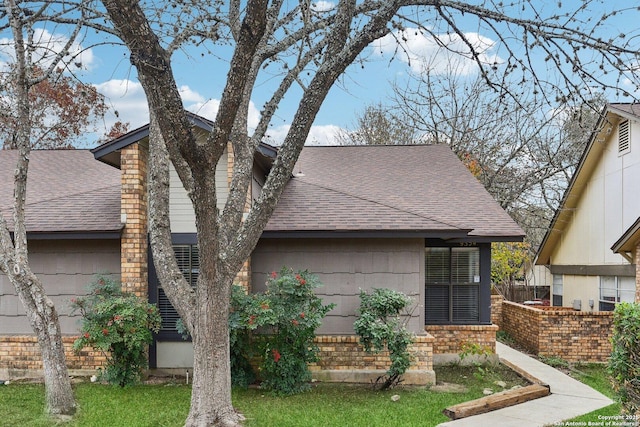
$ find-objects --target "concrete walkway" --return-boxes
[437,342,614,427]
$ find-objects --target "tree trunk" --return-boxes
[2,0,76,416]
[12,270,76,416]
[38,319,76,417]
[186,270,239,427]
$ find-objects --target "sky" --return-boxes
[1,1,639,148]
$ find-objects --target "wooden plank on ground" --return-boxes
[443,384,550,420]
[499,358,548,387]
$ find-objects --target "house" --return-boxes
[535,103,640,311]
[0,114,524,382]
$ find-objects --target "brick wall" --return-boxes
[425,324,498,355]
[0,336,105,377]
[501,301,613,363]
[491,295,503,328]
[120,142,149,298]
[501,301,540,353]
[310,335,435,385]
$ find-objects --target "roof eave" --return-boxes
[92,112,278,168]
[611,216,640,254]
[261,229,472,239]
[24,230,123,240]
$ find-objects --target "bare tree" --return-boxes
[387,66,607,247]
[74,1,640,425]
[334,102,417,145]
[0,0,87,416]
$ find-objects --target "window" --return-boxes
[425,247,480,324]
[157,244,199,334]
[552,274,563,307]
[599,276,634,311]
[619,120,630,155]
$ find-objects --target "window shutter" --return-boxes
[158,288,180,332]
[619,120,630,154]
[158,244,199,334]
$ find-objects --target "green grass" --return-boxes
[0,364,528,427]
[0,383,192,427]
[559,364,623,425]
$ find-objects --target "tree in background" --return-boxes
[341,69,606,249]
[334,102,417,145]
[0,66,108,149]
[491,242,533,301]
[0,0,85,416]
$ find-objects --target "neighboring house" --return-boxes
[536,103,640,311]
[0,114,523,381]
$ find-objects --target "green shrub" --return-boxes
[609,302,640,415]
[496,330,515,346]
[231,267,335,395]
[353,288,415,389]
[228,285,258,388]
[71,275,161,387]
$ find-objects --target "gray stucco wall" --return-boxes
[0,239,120,335]
[251,238,424,335]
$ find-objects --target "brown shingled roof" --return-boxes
[264,145,524,239]
[0,150,121,235]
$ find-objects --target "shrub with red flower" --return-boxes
[229,267,334,395]
[71,275,161,387]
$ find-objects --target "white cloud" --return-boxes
[94,81,344,147]
[187,99,261,130]
[312,1,335,12]
[265,124,344,146]
[0,28,95,71]
[188,98,220,121]
[374,28,502,75]
[95,81,212,134]
[179,85,205,103]
[94,79,149,131]
[621,77,640,97]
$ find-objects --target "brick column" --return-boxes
[120,142,149,298]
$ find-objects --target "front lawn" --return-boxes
[0,364,527,427]
[561,364,622,424]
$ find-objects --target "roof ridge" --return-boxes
[292,178,467,231]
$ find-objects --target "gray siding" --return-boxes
[0,239,120,335]
[252,238,424,335]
